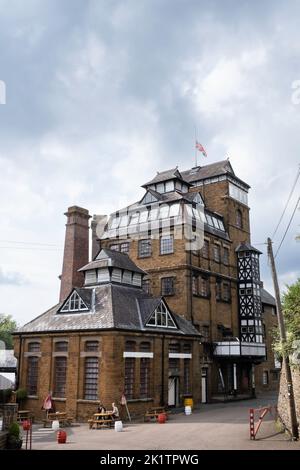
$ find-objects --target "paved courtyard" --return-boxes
[24,392,300,450]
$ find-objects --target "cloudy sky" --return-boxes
[0,0,299,325]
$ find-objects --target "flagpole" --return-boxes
[194,126,197,167]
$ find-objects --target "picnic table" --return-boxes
[144,406,169,422]
[42,412,73,428]
[17,410,33,422]
[88,412,114,429]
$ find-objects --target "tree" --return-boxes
[273,278,300,357]
[0,314,17,349]
[282,279,300,339]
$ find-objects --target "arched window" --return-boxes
[85,341,99,352]
[28,342,40,352]
[55,341,68,352]
[236,209,243,229]
[125,340,136,352]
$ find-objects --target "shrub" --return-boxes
[16,388,27,402]
[8,422,20,439]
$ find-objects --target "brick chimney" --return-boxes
[59,206,91,302]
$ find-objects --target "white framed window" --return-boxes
[160,235,174,255]
[129,212,140,225]
[146,301,177,329]
[139,211,148,223]
[159,205,169,219]
[165,180,174,192]
[60,291,89,313]
[170,203,180,217]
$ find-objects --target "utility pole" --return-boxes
[267,237,299,440]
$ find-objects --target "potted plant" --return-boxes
[16,388,27,409]
[6,422,23,450]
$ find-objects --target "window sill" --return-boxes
[77,399,99,404]
[138,255,152,259]
[159,252,174,256]
[52,397,66,402]
[127,398,154,403]
[193,294,210,299]
[161,293,175,297]
[27,395,38,400]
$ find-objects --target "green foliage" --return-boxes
[0,313,17,349]
[273,279,300,358]
[8,422,20,439]
[16,388,27,402]
[282,278,300,340]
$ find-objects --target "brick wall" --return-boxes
[15,331,201,421]
[255,304,280,392]
[277,365,300,433]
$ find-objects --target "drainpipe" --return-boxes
[16,334,22,390]
[251,364,256,398]
[233,363,237,396]
[189,251,195,325]
[160,335,165,406]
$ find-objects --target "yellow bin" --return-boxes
[184,398,193,409]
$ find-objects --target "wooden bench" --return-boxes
[42,413,74,428]
[88,419,113,429]
[144,407,169,422]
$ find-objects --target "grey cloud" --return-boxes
[0,0,299,322]
[0,267,27,286]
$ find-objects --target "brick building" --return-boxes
[13,159,279,419]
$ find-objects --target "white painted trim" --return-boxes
[233,363,237,390]
[123,352,153,358]
[24,352,41,358]
[169,353,192,359]
[80,352,102,358]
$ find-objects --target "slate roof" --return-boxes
[261,288,276,307]
[142,167,190,188]
[16,284,200,337]
[235,242,262,255]
[80,248,146,274]
[181,160,235,182]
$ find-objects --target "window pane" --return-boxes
[139,211,148,223]
[129,212,139,225]
[138,239,152,257]
[159,206,169,219]
[160,236,174,255]
[55,341,68,352]
[165,181,174,192]
[149,208,158,220]
[140,358,150,398]
[125,358,135,399]
[85,341,99,352]
[84,357,99,400]
[28,342,40,352]
[169,203,180,217]
[120,242,130,253]
[119,215,129,227]
[54,357,67,398]
[161,277,174,296]
[27,357,38,395]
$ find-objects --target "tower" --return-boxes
[236,243,264,349]
[59,206,91,302]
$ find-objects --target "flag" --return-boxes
[195,141,207,157]
[121,394,127,405]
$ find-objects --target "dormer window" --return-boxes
[60,291,89,313]
[146,301,177,329]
